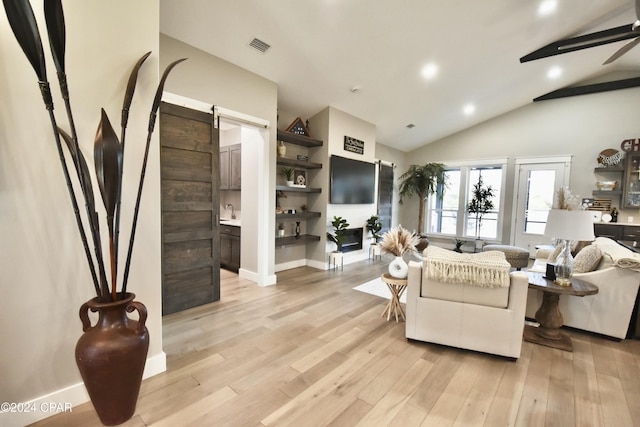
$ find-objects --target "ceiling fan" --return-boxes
[520,0,640,65]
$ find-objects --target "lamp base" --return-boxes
[554,277,572,287]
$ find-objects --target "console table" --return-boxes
[524,272,598,352]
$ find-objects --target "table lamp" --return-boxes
[544,209,595,286]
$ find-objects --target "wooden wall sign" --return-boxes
[344,136,364,155]
[621,138,640,152]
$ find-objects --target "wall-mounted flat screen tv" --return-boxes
[330,155,376,204]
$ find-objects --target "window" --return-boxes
[427,163,505,240]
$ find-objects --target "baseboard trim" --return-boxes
[238,268,277,286]
[275,259,308,272]
[1,352,166,427]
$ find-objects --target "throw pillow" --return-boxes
[571,240,591,256]
[573,244,603,273]
[547,245,562,262]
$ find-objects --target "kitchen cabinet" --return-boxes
[220,144,241,190]
[220,224,240,272]
[624,153,640,208]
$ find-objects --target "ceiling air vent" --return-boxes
[249,37,271,53]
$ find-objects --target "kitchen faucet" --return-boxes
[225,203,236,219]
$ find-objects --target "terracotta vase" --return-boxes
[75,293,149,426]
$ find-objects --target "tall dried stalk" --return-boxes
[4,0,185,301]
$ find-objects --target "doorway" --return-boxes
[159,102,221,315]
[512,158,570,256]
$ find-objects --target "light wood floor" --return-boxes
[32,259,640,426]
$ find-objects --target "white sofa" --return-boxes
[406,247,529,359]
[527,237,640,340]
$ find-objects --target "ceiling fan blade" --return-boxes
[603,35,640,64]
[520,24,637,62]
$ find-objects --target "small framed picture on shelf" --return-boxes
[294,169,307,187]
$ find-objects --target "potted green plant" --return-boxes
[277,222,285,237]
[280,167,295,186]
[327,216,349,252]
[366,215,383,244]
[3,1,185,424]
[399,163,447,250]
[467,175,495,247]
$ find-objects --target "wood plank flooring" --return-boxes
[32,259,640,426]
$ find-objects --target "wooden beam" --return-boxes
[533,77,640,101]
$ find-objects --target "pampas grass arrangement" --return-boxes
[554,186,580,210]
[379,225,419,257]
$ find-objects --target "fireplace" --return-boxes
[341,227,363,253]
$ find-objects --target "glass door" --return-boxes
[513,161,569,256]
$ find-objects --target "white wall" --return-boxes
[404,86,640,241]
[160,34,278,285]
[0,2,162,425]
[322,107,378,265]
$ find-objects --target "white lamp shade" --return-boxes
[544,209,595,241]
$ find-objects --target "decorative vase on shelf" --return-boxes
[295,221,301,238]
[75,293,149,426]
[388,256,409,278]
[278,141,286,157]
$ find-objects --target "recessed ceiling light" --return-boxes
[547,66,563,79]
[421,63,438,80]
[538,0,557,16]
[463,104,476,116]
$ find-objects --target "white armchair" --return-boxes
[405,248,529,359]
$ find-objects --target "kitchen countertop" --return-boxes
[220,218,241,227]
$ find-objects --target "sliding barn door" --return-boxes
[377,163,394,232]
[160,102,220,315]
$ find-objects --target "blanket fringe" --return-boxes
[424,246,510,288]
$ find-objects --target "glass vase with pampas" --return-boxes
[379,225,419,278]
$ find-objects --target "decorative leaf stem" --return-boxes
[4,0,186,301]
[121,58,187,295]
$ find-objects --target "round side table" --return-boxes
[380,273,408,322]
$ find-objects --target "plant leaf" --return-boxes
[43,0,65,73]
[3,0,47,80]
[148,58,187,131]
[58,127,96,212]
[94,109,122,219]
[121,51,152,130]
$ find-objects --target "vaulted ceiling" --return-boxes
[160,0,640,152]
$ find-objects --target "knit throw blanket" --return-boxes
[594,237,640,272]
[424,246,511,288]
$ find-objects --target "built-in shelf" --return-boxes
[275,234,321,247]
[277,130,322,148]
[275,129,324,253]
[277,157,322,169]
[276,211,322,220]
[593,190,622,196]
[594,166,625,173]
[276,185,321,193]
